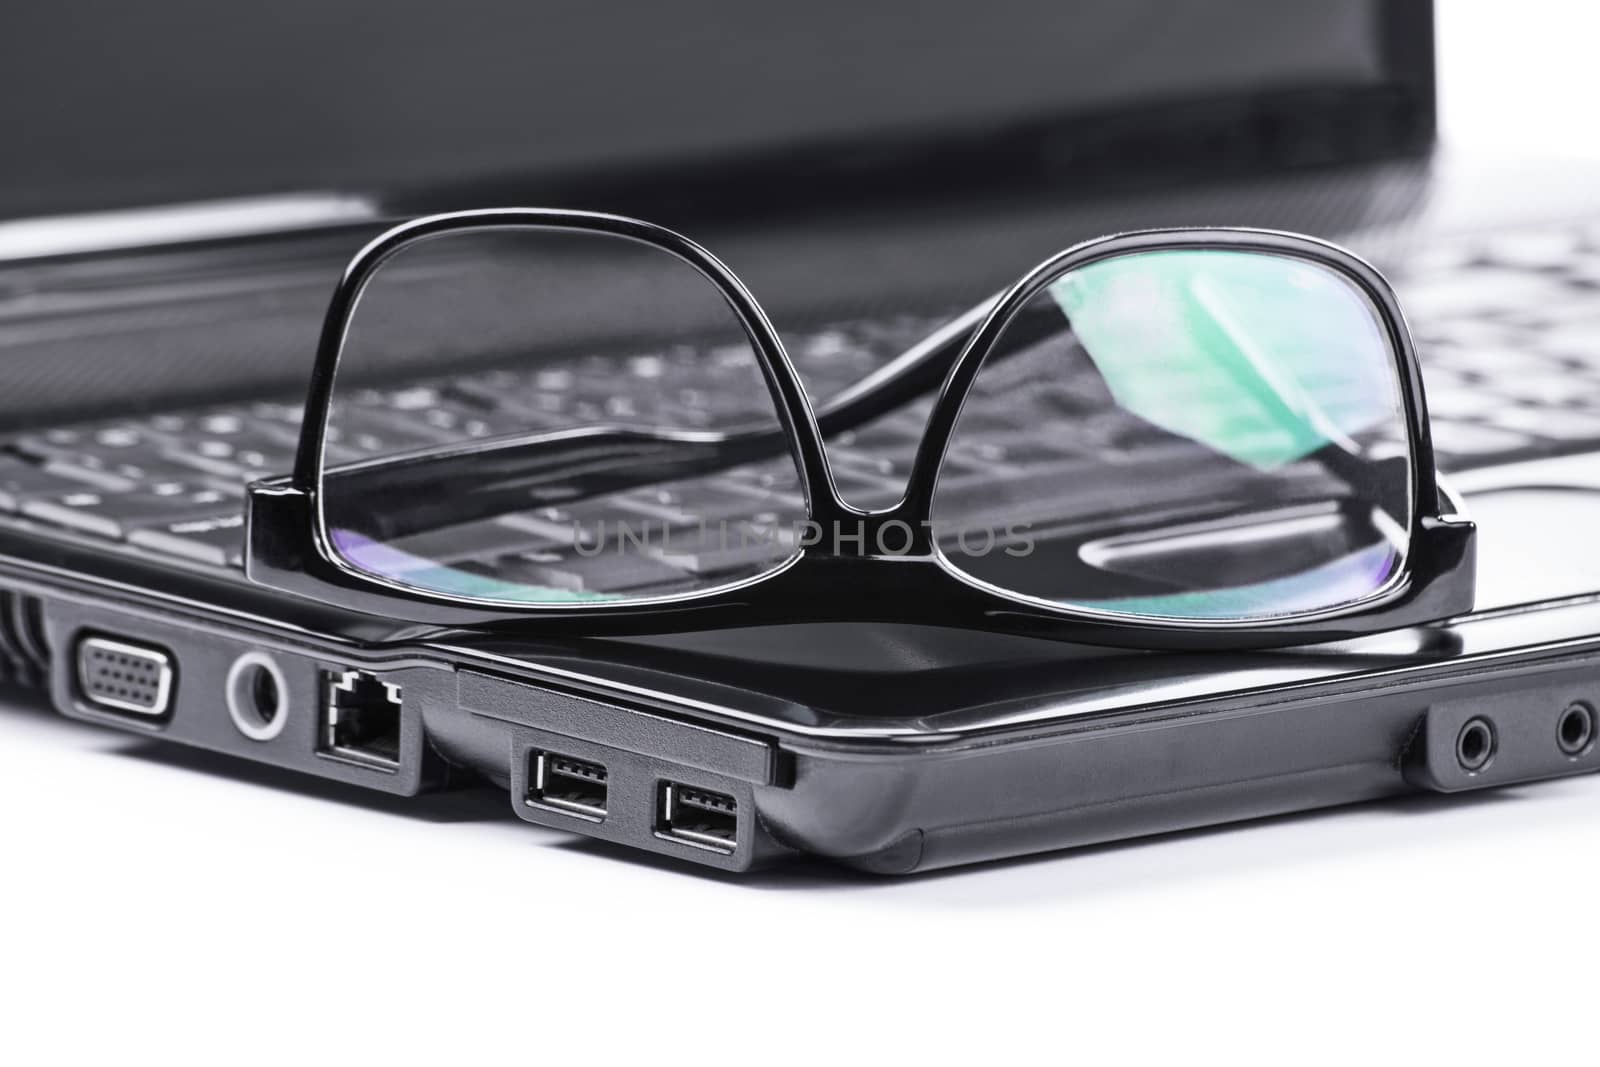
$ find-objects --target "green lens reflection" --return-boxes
[1049,250,1395,471]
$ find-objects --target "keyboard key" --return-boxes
[1562,255,1600,289]
[1428,420,1537,459]
[832,418,924,453]
[157,438,291,479]
[348,386,530,439]
[0,459,109,511]
[128,513,246,567]
[933,455,1214,530]
[1493,373,1598,407]
[493,548,694,593]
[645,522,798,575]
[14,423,162,463]
[1396,242,1480,278]
[611,484,773,527]
[20,483,233,539]
[1539,318,1600,364]
[106,457,247,490]
[942,405,1027,437]
[247,401,303,427]
[387,517,562,565]
[1400,267,1565,322]
[1485,406,1600,442]
[38,460,138,493]
[16,415,288,489]
[949,431,1094,469]
[1413,318,1521,353]
[148,407,293,442]
[1482,229,1579,270]
[1422,386,1507,421]
[1424,342,1541,378]
[831,447,905,480]
[495,503,631,548]
[19,491,126,537]
[326,405,458,453]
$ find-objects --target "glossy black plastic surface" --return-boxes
[248,213,1476,649]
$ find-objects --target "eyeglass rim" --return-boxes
[289,208,843,614]
[903,227,1434,628]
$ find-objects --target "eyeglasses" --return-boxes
[245,210,1475,649]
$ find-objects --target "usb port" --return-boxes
[655,782,738,853]
[527,752,608,821]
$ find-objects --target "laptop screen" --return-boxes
[0,0,1430,220]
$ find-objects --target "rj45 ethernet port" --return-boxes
[320,670,402,770]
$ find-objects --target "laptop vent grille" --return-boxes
[0,591,49,689]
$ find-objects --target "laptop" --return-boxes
[3,0,1599,872]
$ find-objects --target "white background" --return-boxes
[4,3,1599,1063]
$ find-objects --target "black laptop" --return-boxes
[3,0,1599,873]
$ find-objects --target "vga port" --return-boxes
[76,636,175,718]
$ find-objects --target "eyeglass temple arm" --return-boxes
[809,296,996,436]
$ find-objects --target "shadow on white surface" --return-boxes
[108,734,513,825]
[7,687,1600,910]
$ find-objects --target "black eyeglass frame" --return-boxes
[245,209,1475,650]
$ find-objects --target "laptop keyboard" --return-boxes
[2,221,1599,586]
[1397,225,1600,461]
